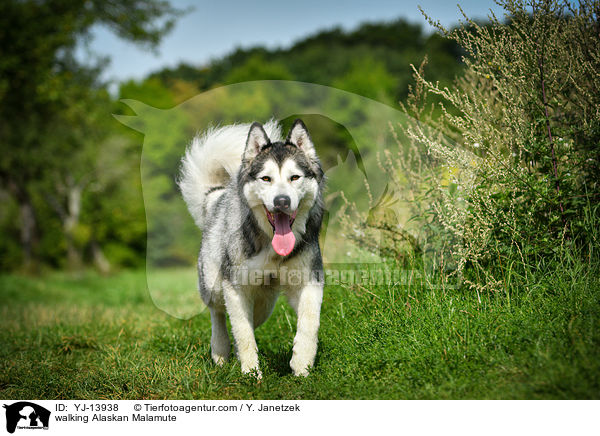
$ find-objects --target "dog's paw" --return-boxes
[292,367,310,377]
[290,358,311,377]
[212,353,228,366]
[241,366,262,380]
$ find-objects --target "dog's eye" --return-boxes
[260,176,271,182]
[290,175,301,181]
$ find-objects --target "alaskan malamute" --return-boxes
[179,119,325,377]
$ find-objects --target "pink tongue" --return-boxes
[271,213,295,256]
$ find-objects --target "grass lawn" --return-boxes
[1,255,599,399]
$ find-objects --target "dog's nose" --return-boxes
[273,195,291,212]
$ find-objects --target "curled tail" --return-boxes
[178,120,282,229]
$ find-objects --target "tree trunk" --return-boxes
[46,176,85,270]
[64,182,83,270]
[91,239,111,274]
[6,178,38,271]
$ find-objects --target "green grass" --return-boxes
[1,252,599,399]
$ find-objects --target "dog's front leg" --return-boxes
[209,307,231,365]
[288,281,323,376]
[223,281,261,377]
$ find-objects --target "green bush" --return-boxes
[382,0,600,291]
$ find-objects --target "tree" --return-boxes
[0,0,182,270]
[332,55,397,103]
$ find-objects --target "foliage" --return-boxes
[1,12,465,271]
[224,55,293,84]
[383,0,600,291]
[332,56,398,103]
[150,18,463,102]
[0,0,182,271]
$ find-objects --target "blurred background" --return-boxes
[0,0,502,273]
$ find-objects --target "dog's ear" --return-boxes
[244,122,270,161]
[286,119,317,160]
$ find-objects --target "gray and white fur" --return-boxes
[179,119,325,377]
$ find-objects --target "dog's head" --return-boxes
[240,119,324,256]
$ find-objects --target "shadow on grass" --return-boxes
[259,346,293,377]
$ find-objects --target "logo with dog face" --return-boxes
[3,402,50,433]
[116,80,469,318]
